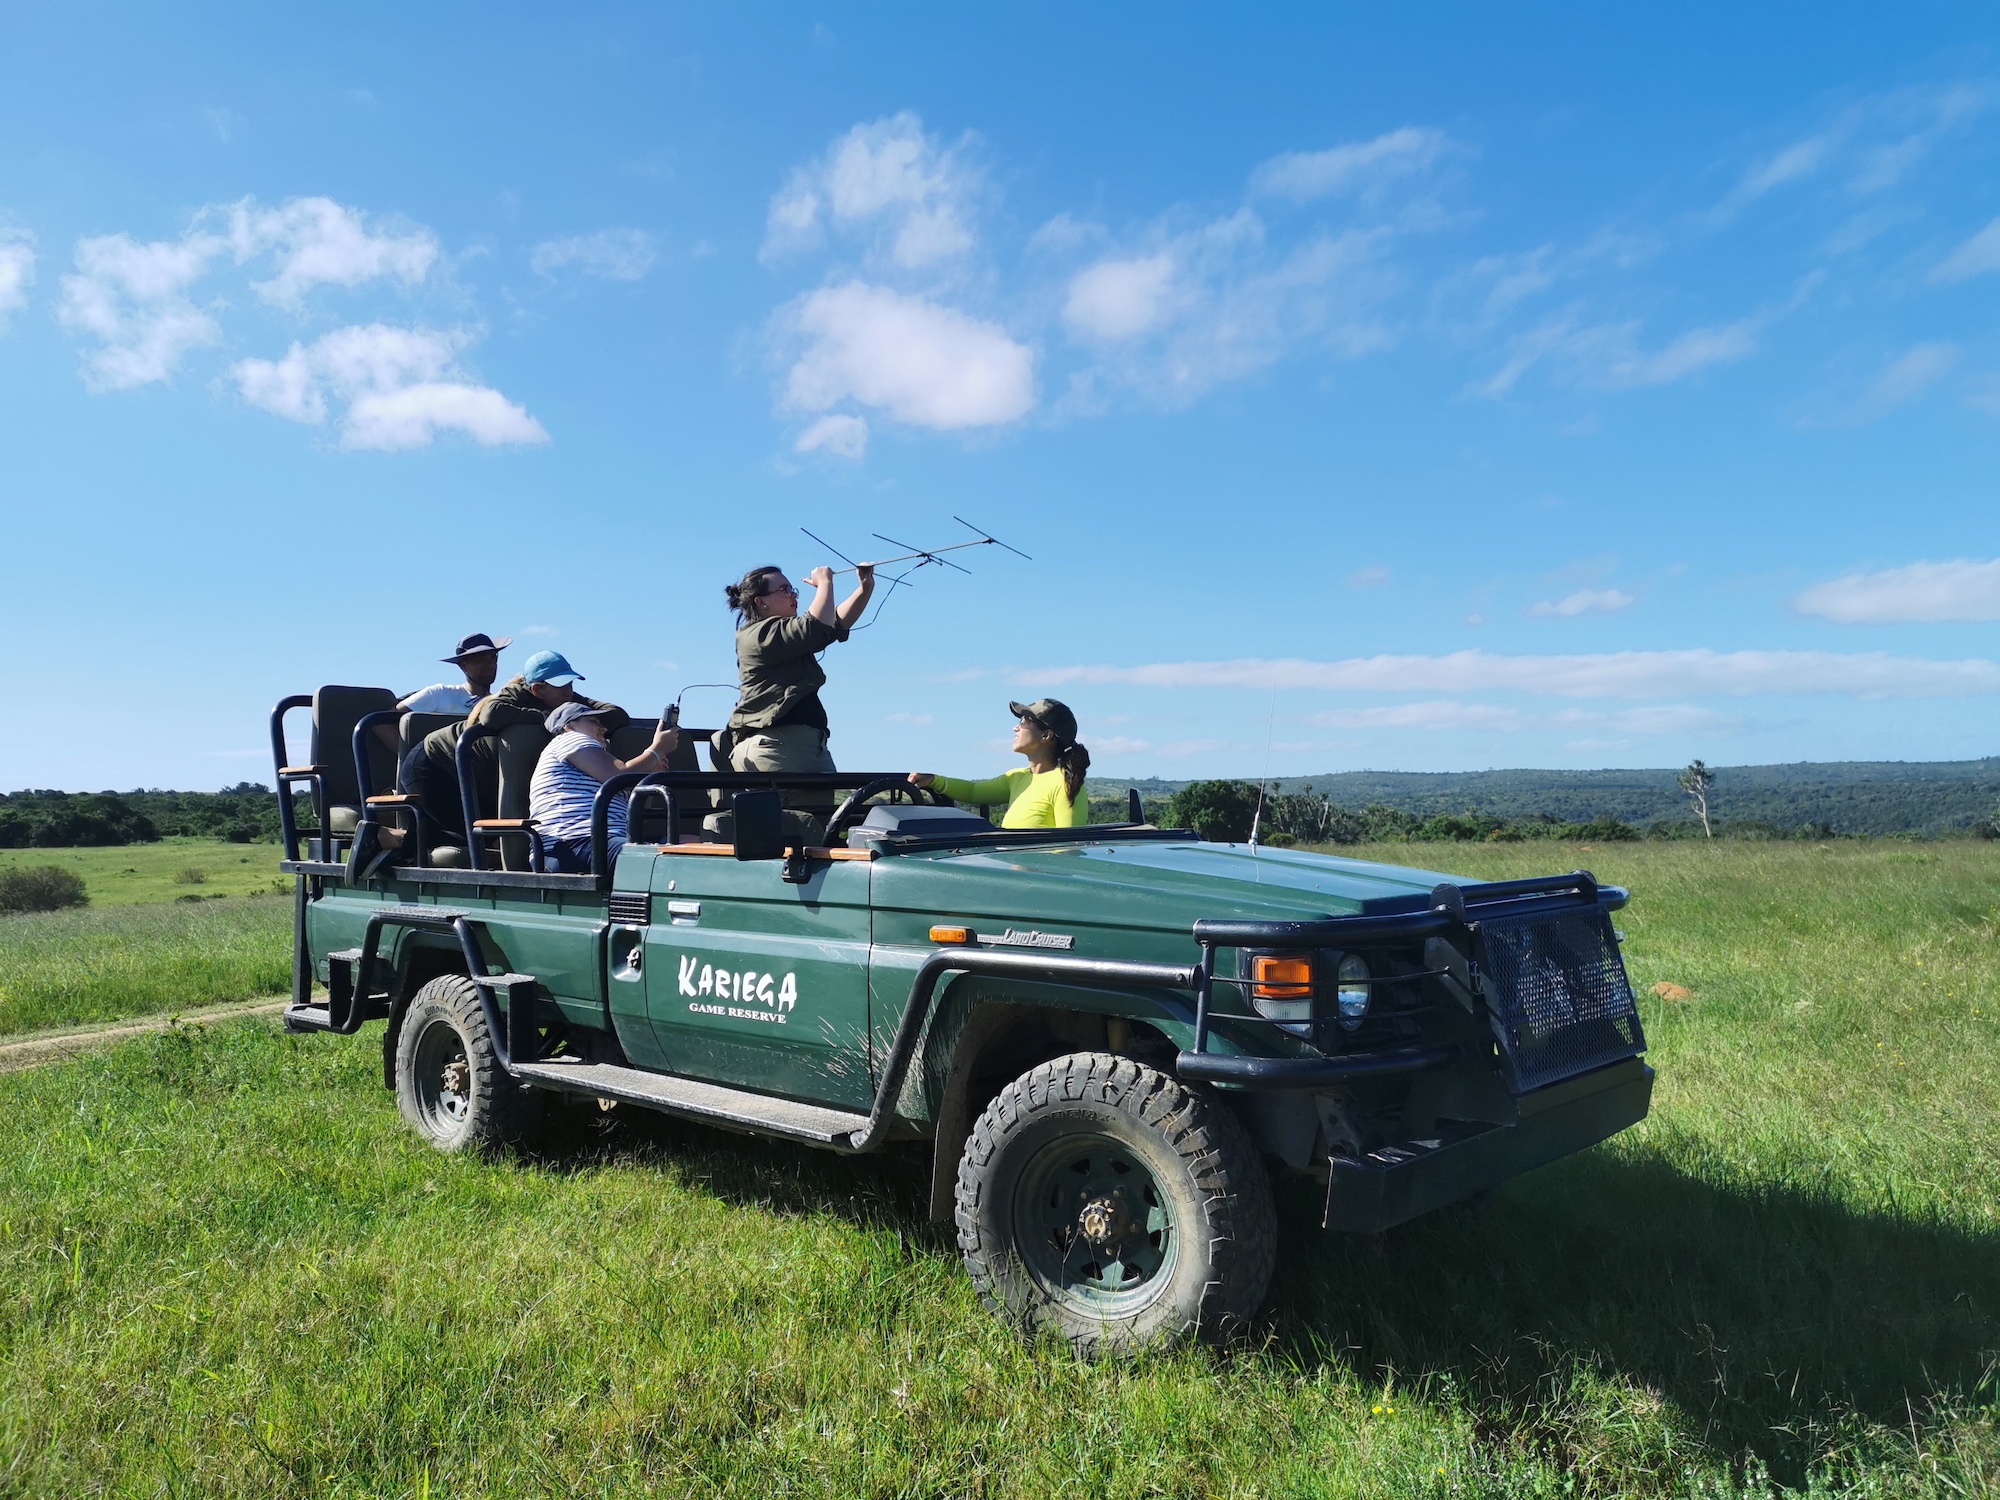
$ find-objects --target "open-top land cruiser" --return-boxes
[273,686,1652,1352]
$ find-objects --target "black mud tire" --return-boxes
[393,975,542,1153]
[954,1051,1276,1356]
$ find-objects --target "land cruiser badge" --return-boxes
[983,927,1075,951]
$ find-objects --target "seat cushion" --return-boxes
[328,805,362,835]
[429,846,466,869]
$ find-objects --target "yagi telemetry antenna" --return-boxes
[799,516,1031,629]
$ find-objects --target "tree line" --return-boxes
[0,785,290,848]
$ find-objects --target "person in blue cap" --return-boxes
[398,649,631,849]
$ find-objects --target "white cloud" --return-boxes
[0,233,34,328]
[228,196,436,307]
[1847,342,1959,420]
[1093,736,1155,756]
[1062,219,1398,404]
[1251,127,1449,203]
[531,229,657,281]
[345,384,546,451]
[231,324,547,450]
[782,281,1034,430]
[1303,701,1733,737]
[1475,313,1760,398]
[1020,649,2000,699]
[59,230,227,388]
[795,412,868,459]
[1792,558,2000,624]
[1311,701,1527,731]
[1932,217,2000,284]
[1064,254,1176,342]
[763,113,977,269]
[1727,136,1834,208]
[60,196,444,389]
[1347,565,1390,588]
[1528,588,1635,619]
[885,711,934,724]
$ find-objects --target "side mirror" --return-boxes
[731,789,786,861]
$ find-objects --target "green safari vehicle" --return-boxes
[272,690,1652,1353]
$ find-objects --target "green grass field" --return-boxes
[0,842,1993,1496]
[0,840,293,1036]
[0,836,287,905]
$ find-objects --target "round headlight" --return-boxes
[1336,953,1370,1029]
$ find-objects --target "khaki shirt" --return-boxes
[727,615,849,732]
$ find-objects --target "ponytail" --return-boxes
[725,565,784,625]
[1056,740,1091,805]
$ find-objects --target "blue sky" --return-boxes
[6,4,2000,792]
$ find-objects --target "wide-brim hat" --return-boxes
[444,631,511,663]
[1009,698,1078,746]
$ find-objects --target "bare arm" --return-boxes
[835,563,876,629]
[563,726,681,782]
[804,565,838,627]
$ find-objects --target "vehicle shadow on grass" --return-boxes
[520,1106,1997,1480]
[525,1100,954,1251]
[1264,1149,2000,1481]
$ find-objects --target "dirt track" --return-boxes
[0,997,291,1073]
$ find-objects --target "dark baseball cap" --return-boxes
[1009,698,1077,745]
[544,700,611,734]
[444,631,511,663]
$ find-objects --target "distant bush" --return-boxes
[0,783,296,848]
[1164,780,1265,842]
[0,865,90,914]
[172,867,208,885]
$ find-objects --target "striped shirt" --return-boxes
[529,731,627,844]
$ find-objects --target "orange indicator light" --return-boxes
[930,925,972,945]
[1251,953,1313,999]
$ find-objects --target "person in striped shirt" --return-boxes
[529,700,680,874]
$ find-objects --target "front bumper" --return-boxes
[1322,1057,1653,1232]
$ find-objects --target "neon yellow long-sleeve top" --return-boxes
[929,766,1085,828]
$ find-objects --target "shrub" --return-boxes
[172,867,208,885]
[0,865,90,914]
[1163,780,1265,841]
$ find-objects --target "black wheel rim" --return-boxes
[1013,1132,1177,1318]
[412,1017,472,1139]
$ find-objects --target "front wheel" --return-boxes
[954,1052,1276,1355]
[393,975,542,1153]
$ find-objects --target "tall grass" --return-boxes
[0,842,1992,1495]
[0,894,291,1034]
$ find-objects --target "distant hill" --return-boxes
[1089,759,2000,837]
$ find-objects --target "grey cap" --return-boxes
[544,700,610,734]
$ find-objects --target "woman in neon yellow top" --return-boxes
[909,698,1092,828]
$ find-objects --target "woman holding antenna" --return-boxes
[719,561,876,781]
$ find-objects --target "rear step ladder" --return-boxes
[512,1058,869,1148]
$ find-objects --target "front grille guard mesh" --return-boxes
[1478,907,1644,1092]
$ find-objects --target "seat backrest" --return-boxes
[610,719,711,842]
[399,711,460,759]
[311,686,399,809]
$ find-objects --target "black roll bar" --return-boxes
[270,694,314,861]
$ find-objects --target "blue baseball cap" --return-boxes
[523,649,583,686]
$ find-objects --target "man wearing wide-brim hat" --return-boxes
[398,631,514,716]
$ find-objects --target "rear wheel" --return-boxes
[955,1051,1275,1355]
[393,975,542,1152]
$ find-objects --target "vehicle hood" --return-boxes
[870,838,1467,937]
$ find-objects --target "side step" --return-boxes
[512,1058,869,1148]
[283,1003,336,1032]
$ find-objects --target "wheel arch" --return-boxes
[918,975,1196,1222]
